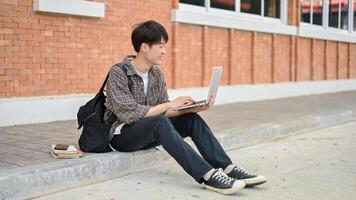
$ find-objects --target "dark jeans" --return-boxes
[110,113,232,183]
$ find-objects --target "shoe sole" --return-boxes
[246,180,267,187]
[242,176,267,187]
[203,180,245,195]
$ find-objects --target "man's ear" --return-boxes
[141,43,149,53]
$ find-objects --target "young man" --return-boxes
[104,20,266,195]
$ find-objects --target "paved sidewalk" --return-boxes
[1,91,355,171]
[0,91,356,199]
[36,121,356,200]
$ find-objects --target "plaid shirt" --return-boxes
[104,56,169,140]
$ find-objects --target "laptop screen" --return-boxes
[206,66,223,103]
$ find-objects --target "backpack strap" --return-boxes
[118,64,133,93]
[100,73,109,92]
[100,63,133,93]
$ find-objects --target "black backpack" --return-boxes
[77,64,132,153]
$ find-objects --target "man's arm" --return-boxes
[145,102,170,117]
[145,96,195,117]
[146,67,215,118]
[165,94,216,117]
[164,107,195,118]
[164,94,216,118]
[147,68,198,117]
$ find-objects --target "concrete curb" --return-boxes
[0,111,355,199]
[219,111,355,151]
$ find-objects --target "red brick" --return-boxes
[18,22,31,29]
[5,45,19,51]
[173,24,203,88]
[1,9,17,17]
[14,5,27,12]
[42,31,53,37]
[274,35,291,82]
[13,17,27,23]
[254,32,273,83]
[338,42,348,79]
[4,0,17,6]
[296,38,311,81]
[311,39,325,81]
[32,23,45,30]
[0,40,12,46]
[350,44,356,78]
[230,30,253,84]
[326,41,337,80]
[0,16,14,23]
[45,25,58,31]
[40,19,52,25]
[204,27,230,86]
[0,28,13,34]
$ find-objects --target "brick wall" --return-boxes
[1,0,356,98]
[0,0,172,98]
[173,24,356,87]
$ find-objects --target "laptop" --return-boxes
[173,66,223,111]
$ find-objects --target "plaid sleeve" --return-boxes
[106,66,151,124]
[156,68,170,105]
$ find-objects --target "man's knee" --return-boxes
[152,115,182,141]
[181,113,204,123]
[152,114,171,129]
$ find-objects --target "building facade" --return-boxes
[1,0,356,125]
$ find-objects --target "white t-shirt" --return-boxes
[135,69,149,96]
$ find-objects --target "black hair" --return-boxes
[131,20,169,53]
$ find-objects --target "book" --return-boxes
[50,144,83,159]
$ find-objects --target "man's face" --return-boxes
[143,39,167,66]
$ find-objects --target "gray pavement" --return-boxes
[1,91,356,170]
[35,121,356,200]
[1,91,356,199]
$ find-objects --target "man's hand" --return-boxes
[164,94,216,118]
[146,96,195,118]
[167,96,195,109]
[186,93,216,113]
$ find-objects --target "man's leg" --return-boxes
[169,113,233,169]
[111,114,247,194]
[170,113,267,187]
[110,115,213,183]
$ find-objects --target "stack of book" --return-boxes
[50,144,83,159]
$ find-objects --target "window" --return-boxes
[300,0,323,25]
[179,0,236,11]
[329,0,349,30]
[354,1,356,31]
[300,0,356,31]
[179,0,282,18]
[175,0,293,36]
[179,0,205,7]
[211,0,236,11]
[175,0,356,43]
[241,0,281,18]
[301,0,311,23]
[265,0,281,18]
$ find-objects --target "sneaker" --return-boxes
[226,166,267,187]
[203,169,246,195]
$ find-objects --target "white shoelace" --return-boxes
[212,169,234,185]
[233,166,250,175]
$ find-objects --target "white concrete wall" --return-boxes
[1,79,356,127]
[33,0,105,18]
